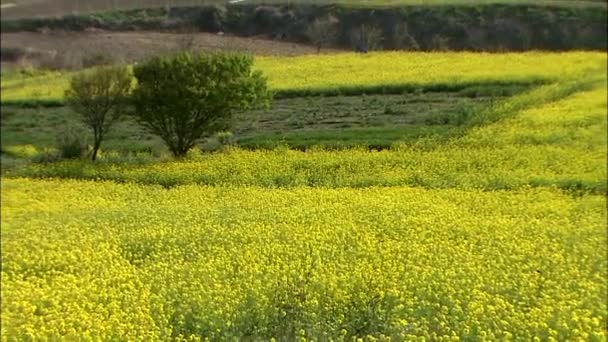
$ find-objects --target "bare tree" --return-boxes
[65,65,132,161]
[391,22,419,50]
[305,16,338,53]
[351,24,384,53]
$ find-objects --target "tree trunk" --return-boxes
[91,142,100,161]
[91,133,102,161]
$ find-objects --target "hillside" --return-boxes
[1,1,606,55]
[1,0,606,19]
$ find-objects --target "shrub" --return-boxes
[31,149,61,164]
[131,51,270,157]
[216,131,235,146]
[65,65,133,161]
[56,129,86,159]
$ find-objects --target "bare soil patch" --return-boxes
[1,31,338,68]
[1,0,206,19]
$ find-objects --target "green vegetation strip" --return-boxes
[0,81,543,108]
[8,82,606,194]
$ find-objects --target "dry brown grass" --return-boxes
[0,31,340,68]
[1,0,219,19]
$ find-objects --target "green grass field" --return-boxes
[2,86,522,154]
[1,51,607,340]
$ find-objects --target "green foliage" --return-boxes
[216,131,235,146]
[56,128,86,160]
[131,51,270,157]
[65,65,133,160]
[1,144,40,159]
[11,84,606,194]
[31,149,62,164]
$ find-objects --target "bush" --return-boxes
[132,51,270,157]
[31,149,61,164]
[216,131,235,146]
[56,129,87,159]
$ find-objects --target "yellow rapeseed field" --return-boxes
[2,179,606,340]
[1,52,607,340]
[1,51,605,101]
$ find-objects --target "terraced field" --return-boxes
[1,51,607,340]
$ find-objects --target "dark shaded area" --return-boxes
[1,3,606,51]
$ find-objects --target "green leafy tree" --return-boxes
[131,51,270,157]
[65,65,132,161]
